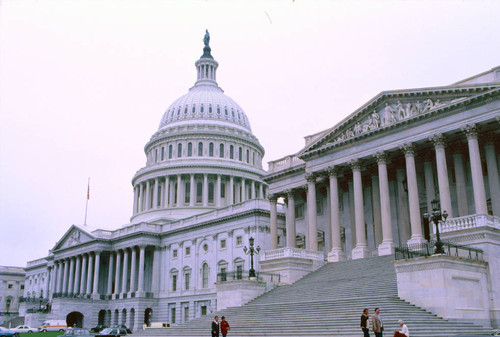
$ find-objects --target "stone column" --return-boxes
[107,252,114,296]
[462,124,488,214]
[370,168,382,247]
[86,254,94,295]
[251,181,256,200]
[452,144,469,216]
[374,151,394,255]
[68,257,75,295]
[137,245,146,296]
[169,177,175,207]
[176,175,182,206]
[401,143,425,244]
[259,183,264,199]
[151,247,161,293]
[350,159,369,259]
[163,176,169,207]
[229,176,234,205]
[216,175,222,207]
[327,166,345,262]
[190,174,195,206]
[484,134,500,216]
[114,251,121,297]
[51,264,58,297]
[133,186,138,215]
[241,178,247,202]
[92,251,101,299]
[56,261,63,293]
[130,247,137,294]
[269,195,278,250]
[121,249,129,296]
[62,259,70,294]
[423,158,436,215]
[306,173,318,251]
[80,255,87,295]
[73,256,81,295]
[285,190,296,248]
[429,134,453,217]
[203,174,208,206]
[152,178,159,209]
[138,183,144,212]
[145,180,151,210]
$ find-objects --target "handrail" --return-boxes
[395,241,483,261]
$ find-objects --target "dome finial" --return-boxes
[201,29,213,59]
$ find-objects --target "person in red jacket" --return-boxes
[220,316,230,337]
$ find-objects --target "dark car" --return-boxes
[112,326,132,334]
[0,327,20,337]
[90,325,108,333]
[62,328,92,337]
[95,328,128,337]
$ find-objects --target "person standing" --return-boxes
[360,308,370,337]
[211,316,219,337]
[372,307,383,337]
[220,316,230,337]
[393,320,409,337]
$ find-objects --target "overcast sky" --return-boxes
[1,0,499,267]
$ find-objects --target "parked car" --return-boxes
[90,325,107,333]
[0,327,20,337]
[38,320,67,332]
[95,328,128,337]
[10,326,36,333]
[112,326,132,334]
[62,328,92,337]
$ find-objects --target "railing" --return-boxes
[395,241,484,261]
[216,270,281,284]
[261,247,325,261]
[267,155,304,173]
[440,214,500,233]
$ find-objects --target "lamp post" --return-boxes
[243,237,260,278]
[423,198,448,254]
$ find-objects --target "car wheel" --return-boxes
[28,331,33,333]
[42,330,47,333]
[59,329,65,332]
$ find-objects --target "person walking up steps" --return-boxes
[211,316,219,337]
[360,308,370,337]
[220,316,230,337]
[372,307,383,337]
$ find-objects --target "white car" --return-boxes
[10,326,36,333]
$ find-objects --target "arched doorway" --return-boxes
[98,310,106,325]
[121,309,127,326]
[144,308,153,327]
[66,312,84,328]
[129,309,135,331]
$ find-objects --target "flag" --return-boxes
[87,178,90,200]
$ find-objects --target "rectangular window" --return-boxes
[177,143,182,157]
[173,249,178,258]
[219,144,224,158]
[171,308,176,323]
[209,143,214,157]
[185,182,190,204]
[220,267,227,282]
[198,142,203,156]
[8,284,13,289]
[188,143,193,157]
[220,239,226,249]
[184,306,189,322]
[221,183,225,198]
[196,182,203,203]
[201,306,207,316]
[185,273,190,290]
[185,246,190,256]
[20,285,24,290]
[295,204,304,218]
[236,265,243,280]
[172,275,177,291]
[236,236,243,246]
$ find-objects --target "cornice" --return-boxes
[263,163,306,183]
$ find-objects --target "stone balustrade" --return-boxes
[267,155,304,174]
[261,247,324,262]
[441,214,500,233]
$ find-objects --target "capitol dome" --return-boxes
[130,32,267,224]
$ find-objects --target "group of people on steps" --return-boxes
[361,308,409,337]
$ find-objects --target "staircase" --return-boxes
[139,255,490,337]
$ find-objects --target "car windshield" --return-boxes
[100,328,113,334]
[64,328,88,336]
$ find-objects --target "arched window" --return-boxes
[192,105,196,113]
[200,104,204,113]
[209,143,214,157]
[221,182,226,198]
[184,106,188,114]
[198,142,203,156]
[177,107,181,116]
[187,142,193,157]
[202,263,209,288]
[168,145,173,159]
[177,143,182,157]
[217,106,220,114]
[155,149,158,162]
[252,152,255,165]
[209,105,212,113]
[219,144,224,158]
[238,147,242,161]
[185,182,190,204]
[161,147,165,161]
[246,149,250,163]
[230,145,234,159]
[196,182,202,203]
[208,182,214,203]
[225,108,228,116]
[171,269,178,292]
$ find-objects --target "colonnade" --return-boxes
[133,174,266,214]
[268,125,499,259]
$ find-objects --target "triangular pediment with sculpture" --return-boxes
[299,84,500,157]
[53,225,95,251]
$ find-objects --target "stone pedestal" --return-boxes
[327,248,346,262]
[394,254,491,327]
[259,248,325,284]
[351,245,370,260]
[378,241,395,256]
[216,280,266,311]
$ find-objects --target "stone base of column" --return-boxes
[352,245,371,260]
[407,236,427,245]
[327,248,346,262]
[92,293,100,300]
[378,241,395,256]
[135,291,145,298]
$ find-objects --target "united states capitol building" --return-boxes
[18,34,500,330]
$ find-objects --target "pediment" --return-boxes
[299,84,500,157]
[53,225,95,250]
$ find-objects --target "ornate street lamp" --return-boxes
[243,237,261,278]
[423,198,448,254]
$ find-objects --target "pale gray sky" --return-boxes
[1,0,499,266]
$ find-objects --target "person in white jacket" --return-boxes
[393,320,409,337]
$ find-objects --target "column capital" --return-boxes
[326,166,340,177]
[461,123,479,140]
[267,194,278,202]
[399,143,416,157]
[349,158,361,171]
[429,133,447,148]
[305,172,316,183]
[284,189,296,198]
[373,151,388,164]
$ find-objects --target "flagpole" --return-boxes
[84,177,90,226]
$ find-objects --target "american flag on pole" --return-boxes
[87,178,90,200]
